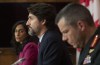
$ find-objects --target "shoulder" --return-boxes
[41,30,62,48]
[44,30,62,40]
[92,42,100,64]
[23,42,38,50]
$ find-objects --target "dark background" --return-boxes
[0,2,68,47]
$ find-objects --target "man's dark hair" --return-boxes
[27,3,57,30]
[55,3,95,27]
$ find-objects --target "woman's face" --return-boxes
[15,24,28,43]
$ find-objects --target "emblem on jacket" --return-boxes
[83,55,91,64]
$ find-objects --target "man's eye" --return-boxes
[63,30,68,33]
[29,17,31,19]
[20,30,25,33]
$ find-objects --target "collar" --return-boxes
[39,34,45,43]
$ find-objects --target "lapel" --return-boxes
[79,42,90,65]
[38,30,49,53]
[79,36,94,65]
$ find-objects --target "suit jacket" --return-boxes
[38,30,73,65]
[19,42,38,65]
[79,26,100,65]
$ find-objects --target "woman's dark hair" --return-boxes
[11,20,38,55]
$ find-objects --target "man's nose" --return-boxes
[26,20,29,26]
[62,35,68,42]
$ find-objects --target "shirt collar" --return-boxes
[39,34,45,43]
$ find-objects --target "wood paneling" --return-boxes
[0,48,17,65]
[0,0,79,3]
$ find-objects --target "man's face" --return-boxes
[26,13,41,36]
[57,17,82,48]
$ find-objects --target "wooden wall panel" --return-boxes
[0,0,79,3]
[0,48,17,65]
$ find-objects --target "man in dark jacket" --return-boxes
[56,3,100,65]
[26,3,73,65]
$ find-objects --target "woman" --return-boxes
[11,20,38,65]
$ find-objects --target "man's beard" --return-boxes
[28,28,35,36]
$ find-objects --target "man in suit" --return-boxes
[26,3,73,65]
[55,3,100,65]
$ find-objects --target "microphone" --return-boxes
[11,58,25,65]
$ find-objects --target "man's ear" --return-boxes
[41,19,46,25]
[77,20,86,31]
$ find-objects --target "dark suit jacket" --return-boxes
[79,26,100,65]
[38,30,73,65]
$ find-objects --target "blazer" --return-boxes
[79,26,100,65]
[38,30,73,65]
[19,42,38,65]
